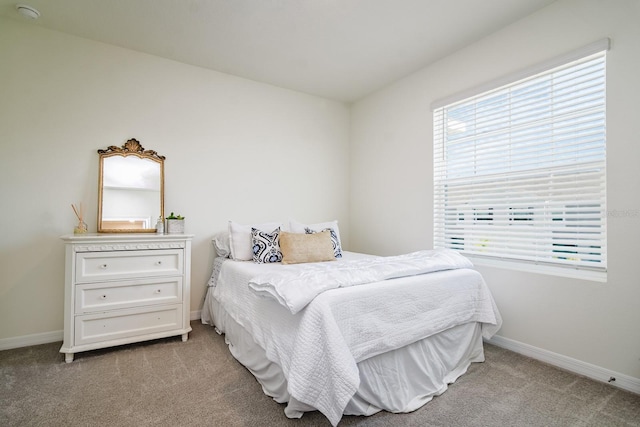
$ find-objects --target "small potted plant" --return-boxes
[165,212,185,234]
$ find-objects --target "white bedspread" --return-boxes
[248,248,474,314]
[204,251,502,426]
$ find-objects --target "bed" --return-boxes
[201,220,502,426]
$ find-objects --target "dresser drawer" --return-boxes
[75,277,182,314]
[74,304,183,345]
[75,249,183,283]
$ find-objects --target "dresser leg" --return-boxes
[64,353,74,363]
[181,333,188,342]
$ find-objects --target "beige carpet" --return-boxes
[1,321,638,426]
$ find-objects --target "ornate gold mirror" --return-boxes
[98,139,165,233]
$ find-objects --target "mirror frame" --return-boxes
[97,139,165,233]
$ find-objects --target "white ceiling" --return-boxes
[1,0,556,102]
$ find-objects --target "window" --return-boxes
[433,41,608,278]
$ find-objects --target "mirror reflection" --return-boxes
[98,139,165,233]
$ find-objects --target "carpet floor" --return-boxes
[1,321,638,426]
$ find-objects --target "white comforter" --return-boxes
[205,251,501,426]
[249,249,474,314]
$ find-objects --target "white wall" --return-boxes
[350,0,640,381]
[0,17,350,341]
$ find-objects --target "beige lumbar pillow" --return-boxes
[279,230,336,265]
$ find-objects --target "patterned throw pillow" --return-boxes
[251,227,282,264]
[229,220,281,261]
[304,227,343,258]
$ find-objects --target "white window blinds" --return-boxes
[433,44,607,274]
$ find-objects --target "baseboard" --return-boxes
[0,330,63,351]
[190,309,201,321]
[486,335,640,395]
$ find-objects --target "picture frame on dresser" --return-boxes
[59,233,193,362]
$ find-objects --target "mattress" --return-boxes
[201,251,501,425]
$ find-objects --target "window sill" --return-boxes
[468,256,607,283]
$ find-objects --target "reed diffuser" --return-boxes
[72,203,88,234]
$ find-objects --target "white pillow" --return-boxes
[228,220,281,261]
[212,231,231,258]
[289,219,343,256]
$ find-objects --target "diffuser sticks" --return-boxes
[72,203,87,234]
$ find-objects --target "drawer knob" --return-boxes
[100,264,108,269]
[100,294,107,299]
[156,261,162,265]
[154,289,161,294]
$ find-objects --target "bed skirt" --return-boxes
[203,296,486,420]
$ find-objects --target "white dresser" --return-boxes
[60,233,193,362]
